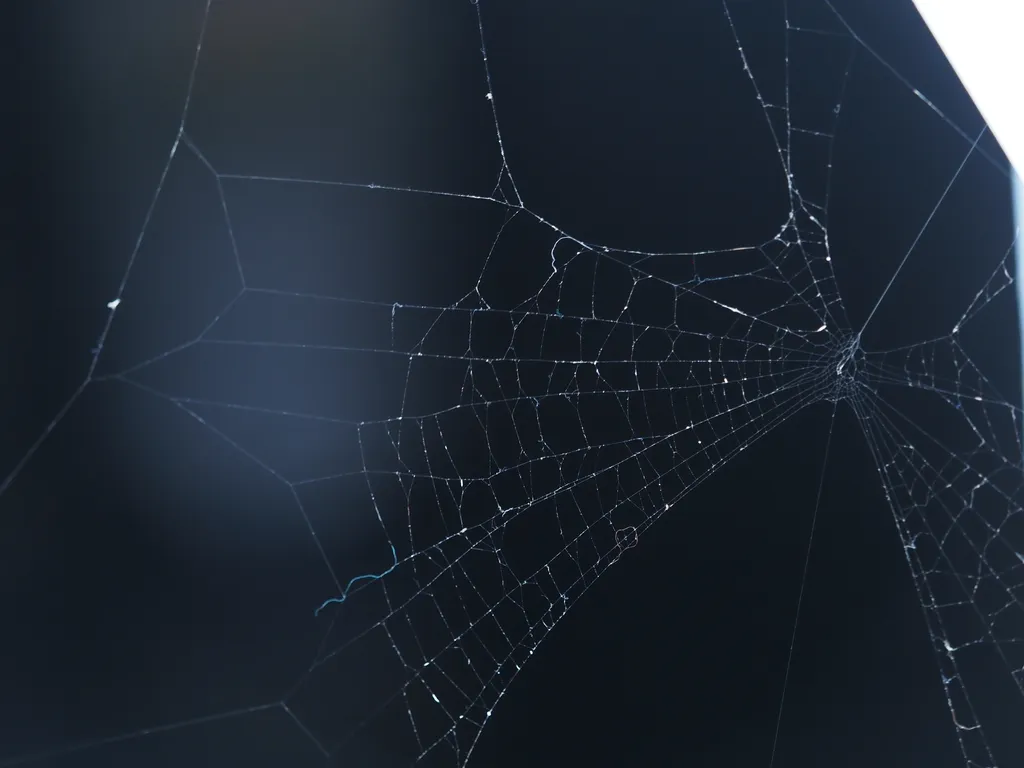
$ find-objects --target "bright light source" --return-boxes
[911,1,1022,405]
[910,1,1022,176]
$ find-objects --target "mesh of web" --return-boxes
[2,1,1022,767]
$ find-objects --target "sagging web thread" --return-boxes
[2,0,1022,766]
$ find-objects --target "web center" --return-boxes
[826,331,863,402]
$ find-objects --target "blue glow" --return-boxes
[1015,172,1024,411]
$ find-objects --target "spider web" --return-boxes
[2,0,1022,766]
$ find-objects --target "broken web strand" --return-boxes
[0,1,1020,767]
[331,385,823,764]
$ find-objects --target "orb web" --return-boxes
[2,0,1022,767]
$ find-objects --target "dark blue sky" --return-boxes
[3,1,1021,767]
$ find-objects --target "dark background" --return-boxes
[2,1,1020,767]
